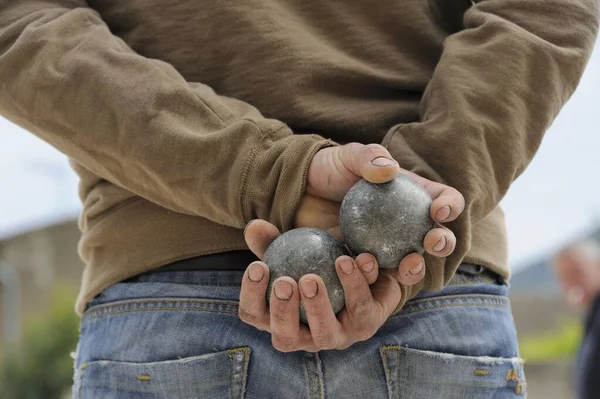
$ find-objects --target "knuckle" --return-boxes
[270,307,290,325]
[312,331,338,350]
[354,326,375,342]
[364,143,386,153]
[272,334,298,352]
[345,142,363,152]
[450,188,465,205]
[350,297,372,319]
[238,308,260,325]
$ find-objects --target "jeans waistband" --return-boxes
[130,259,501,287]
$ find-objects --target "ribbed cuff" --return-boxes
[241,127,337,233]
[391,283,408,315]
[277,136,338,232]
[391,275,428,315]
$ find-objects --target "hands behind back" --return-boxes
[239,143,465,352]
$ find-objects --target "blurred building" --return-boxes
[0,219,83,355]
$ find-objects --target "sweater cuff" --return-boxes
[242,127,337,232]
[391,274,428,315]
[277,135,338,232]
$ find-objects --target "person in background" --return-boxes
[553,240,600,399]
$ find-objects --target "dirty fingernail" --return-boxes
[409,262,424,275]
[371,156,397,167]
[248,262,264,282]
[340,258,355,274]
[435,206,451,222]
[433,236,447,252]
[274,280,293,300]
[361,261,375,273]
[301,279,318,299]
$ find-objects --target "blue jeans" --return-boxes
[72,265,526,398]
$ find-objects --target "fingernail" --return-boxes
[274,280,293,300]
[409,262,424,275]
[301,279,318,299]
[243,219,257,235]
[371,156,397,167]
[248,262,264,282]
[340,258,355,274]
[435,206,451,222]
[361,261,375,273]
[433,236,447,252]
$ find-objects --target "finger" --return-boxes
[423,225,457,258]
[295,194,340,230]
[425,183,465,223]
[269,277,313,352]
[335,256,379,342]
[298,274,344,350]
[326,226,343,241]
[354,253,379,285]
[238,261,271,331]
[395,253,426,286]
[340,143,400,184]
[244,220,280,259]
[370,270,404,317]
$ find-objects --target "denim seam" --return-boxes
[393,302,508,318]
[83,294,509,323]
[227,347,251,399]
[406,294,509,306]
[87,297,240,310]
[83,306,238,323]
[379,347,394,399]
[76,365,87,398]
[131,281,242,286]
[304,355,313,399]
[83,298,240,319]
[316,354,325,399]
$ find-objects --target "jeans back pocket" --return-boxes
[73,347,250,399]
[380,345,526,398]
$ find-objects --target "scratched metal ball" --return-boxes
[264,227,349,324]
[340,174,434,268]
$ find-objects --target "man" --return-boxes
[0,0,597,397]
[553,241,600,399]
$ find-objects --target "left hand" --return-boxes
[239,219,403,352]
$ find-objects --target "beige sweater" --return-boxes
[0,0,597,315]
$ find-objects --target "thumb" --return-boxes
[339,143,400,184]
[244,219,280,259]
[307,143,400,202]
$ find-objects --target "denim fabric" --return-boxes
[73,265,526,398]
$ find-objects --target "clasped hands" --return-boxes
[239,143,465,352]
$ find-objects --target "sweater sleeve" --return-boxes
[0,0,334,231]
[382,0,599,303]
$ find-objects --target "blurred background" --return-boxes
[1,38,599,399]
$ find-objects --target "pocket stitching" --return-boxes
[77,347,251,398]
[380,345,526,397]
[227,347,251,399]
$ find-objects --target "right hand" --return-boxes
[296,142,464,287]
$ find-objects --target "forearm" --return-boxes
[0,0,333,230]
[383,0,599,295]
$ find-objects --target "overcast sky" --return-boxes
[1,39,599,272]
